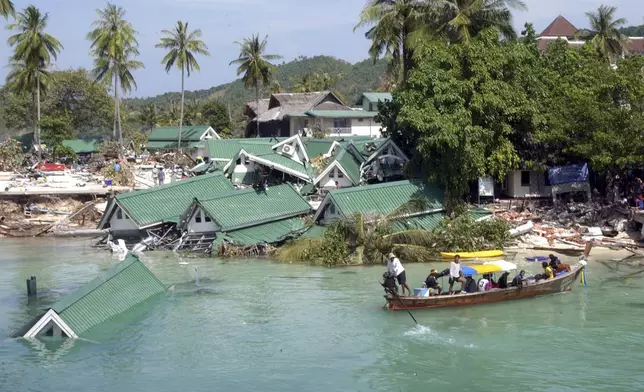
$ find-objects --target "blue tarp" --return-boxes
[548,164,589,186]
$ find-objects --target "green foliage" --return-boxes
[619,25,644,36]
[123,126,147,153]
[201,101,231,132]
[101,162,133,186]
[434,215,509,252]
[98,140,121,159]
[317,222,351,267]
[40,115,75,160]
[124,56,388,118]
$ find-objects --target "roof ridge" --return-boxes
[117,172,225,200]
[198,183,295,202]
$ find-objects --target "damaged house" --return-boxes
[97,172,234,240]
[177,183,312,253]
[14,254,166,339]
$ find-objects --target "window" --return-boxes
[243,156,250,165]
[329,204,336,215]
[521,171,530,187]
[329,169,335,178]
[303,119,309,128]
[205,215,212,222]
[116,209,123,220]
[236,158,242,165]
[195,211,202,223]
[501,177,508,191]
[369,103,374,111]
[337,170,344,178]
[333,118,349,133]
[357,118,363,122]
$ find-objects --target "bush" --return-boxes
[101,163,134,186]
[434,214,509,252]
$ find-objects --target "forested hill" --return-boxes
[620,25,644,36]
[124,55,388,114]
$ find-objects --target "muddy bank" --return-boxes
[0,195,104,237]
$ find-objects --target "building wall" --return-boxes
[109,206,140,232]
[317,167,354,189]
[187,207,220,233]
[231,159,259,186]
[319,201,342,225]
[505,170,552,198]
[348,118,382,137]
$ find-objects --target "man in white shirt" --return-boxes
[387,252,410,296]
[448,255,466,294]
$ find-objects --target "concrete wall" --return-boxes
[109,206,139,232]
[505,170,552,198]
[187,207,219,233]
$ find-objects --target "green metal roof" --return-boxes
[10,132,35,152]
[322,180,444,218]
[146,140,202,150]
[390,211,445,232]
[148,125,212,142]
[470,207,494,220]
[300,224,325,239]
[341,138,389,158]
[330,148,363,185]
[362,92,393,103]
[205,139,276,161]
[197,183,312,231]
[221,216,307,246]
[305,110,378,118]
[115,172,234,227]
[253,151,317,179]
[62,139,102,154]
[302,139,335,158]
[52,254,166,335]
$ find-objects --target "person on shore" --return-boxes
[387,252,410,296]
[511,270,526,287]
[498,271,510,289]
[448,255,466,294]
[423,269,442,296]
[542,261,555,280]
[158,167,165,185]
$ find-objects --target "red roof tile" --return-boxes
[540,16,579,38]
[627,38,644,53]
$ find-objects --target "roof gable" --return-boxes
[314,180,444,221]
[196,183,312,231]
[313,147,363,186]
[540,15,578,38]
[51,254,166,335]
[272,135,310,163]
[110,172,234,228]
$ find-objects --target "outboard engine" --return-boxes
[380,271,398,294]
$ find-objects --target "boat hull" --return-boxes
[385,265,584,310]
[440,250,504,259]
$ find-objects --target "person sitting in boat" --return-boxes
[542,261,555,280]
[423,269,442,296]
[548,254,561,271]
[477,274,492,292]
[464,275,478,293]
[555,263,572,274]
[387,252,410,296]
[498,271,510,289]
[448,255,466,294]
[511,270,526,287]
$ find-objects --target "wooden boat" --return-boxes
[384,262,586,310]
[440,250,504,259]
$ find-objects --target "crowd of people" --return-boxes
[385,252,572,297]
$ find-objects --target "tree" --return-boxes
[378,30,542,212]
[355,0,423,84]
[201,101,231,133]
[39,115,76,160]
[0,0,14,19]
[577,5,629,62]
[230,33,282,137]
[156,21,210,149]
[139,104,158,132]
[6,6,63,160]
[88,3,143,153]
[432,0,526,43]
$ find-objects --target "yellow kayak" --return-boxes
[440,250,504,259]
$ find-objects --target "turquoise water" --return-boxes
[1,238,643,392]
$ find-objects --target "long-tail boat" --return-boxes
[384,260,587,311]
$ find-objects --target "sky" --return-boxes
[0,0,642,98]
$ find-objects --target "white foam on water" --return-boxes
[404,324,478,349]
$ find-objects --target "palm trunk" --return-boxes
[255,81,260,138]
[178,66,185,151]
[115,73,123,156]
[113,73,118,140]
[36,74,41,161]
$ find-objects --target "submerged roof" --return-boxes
[148,126,216,142]
[62,138,102,154]
[51,254,166,336]
[101,172,234,228]
[539,16,578,38]
[196,183,311,231]
[315,180,444,220]
[220,216,307,246]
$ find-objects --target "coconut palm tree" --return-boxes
[139,104,158,132]
[433,0,527,43]
[1,0,14,19]
[88,3,143,152]
[577,5,629,62]
[156,21,210,150]
[355,0,424,85]
[6,6,62,160]
[230,34,282,137]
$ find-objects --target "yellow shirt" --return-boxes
[544,266,554,279]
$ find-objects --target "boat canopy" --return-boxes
[461,261,518,276]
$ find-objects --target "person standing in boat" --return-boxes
[448,255,466,294]
[387,252,410,296]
